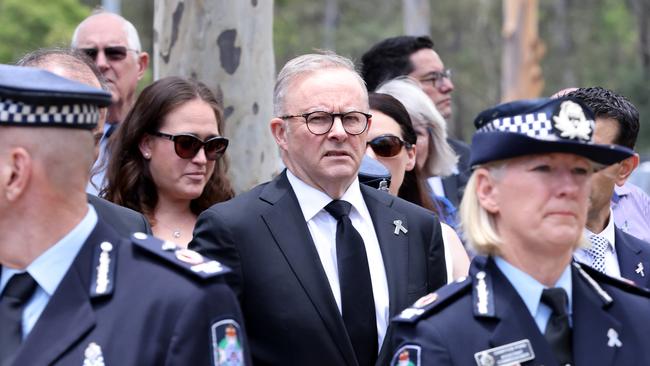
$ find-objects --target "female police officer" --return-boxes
[390,97,650,366]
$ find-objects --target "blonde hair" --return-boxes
[460,160,590,255]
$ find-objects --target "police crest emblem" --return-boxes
[391,344,421,366]
[211,319,245,366]
[552,100,593,141]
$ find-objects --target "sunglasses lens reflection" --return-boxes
[174,135,203,159]
[80,46,128,61]
[370,136,403,157]
[204,138,229,160]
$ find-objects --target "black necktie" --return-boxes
[541,288,573,366]
[0,272,38,366]
[324,200,377,366]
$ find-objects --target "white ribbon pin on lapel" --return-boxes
[393,220,408,236]
[607,328,622,348]
[83,342,105,366]
[636,262,645,277]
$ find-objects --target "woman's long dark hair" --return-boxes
[101,76,234,222]
[369,93,438,214]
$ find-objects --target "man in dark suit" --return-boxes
[0,65,248,366]
[17,47,151,236]
[191,53,447,366]
[360,36,470,207]
[565,87,650,289]
[391,97,650,365]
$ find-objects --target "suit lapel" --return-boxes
[361,186,409,317]
[259,173,357,366]
[440,176,460,207]
[614,228,650,288]
[485,261,557,366]
[12,223,109,365]
[572,266,621,366]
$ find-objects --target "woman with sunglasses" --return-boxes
[366,92,469,282]
[103,76,233,246]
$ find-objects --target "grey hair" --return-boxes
[376,76,458,177]
[273,52,368,116]
[71,11,142,58]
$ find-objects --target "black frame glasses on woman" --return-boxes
[367,134,412,157]
[78,46,139,62]
[151,131,228,161]
[279,111,371,135]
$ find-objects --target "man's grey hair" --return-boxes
[377,76,458,177]
[273,52,368,116]
[16,47,109,92]
[71,11,142,55]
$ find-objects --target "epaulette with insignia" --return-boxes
[575,262,650,299]
[393,276,472,323]
[131,232,230,279]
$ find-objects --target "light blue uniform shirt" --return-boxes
[494,256,573,334]
[0,205,97,339]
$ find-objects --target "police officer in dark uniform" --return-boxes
[390,98,650,366]
[0,64,250,366]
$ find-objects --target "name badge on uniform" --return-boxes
[473,339,535,366]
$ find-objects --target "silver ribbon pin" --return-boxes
[393,220,408,235]
[636,262,645,277]
[83,342,105,366]
[607,328,622,348]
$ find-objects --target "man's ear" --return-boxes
[136,52,150,80]
[2,148,32,202]
[475,167,500,214]
[615,153,640,186]
[270,118,289,151]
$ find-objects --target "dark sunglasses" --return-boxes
[79,46,138,62]
[367,134,412,157]
[151,131,228,161]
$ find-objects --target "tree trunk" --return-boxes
[402,0,431,36]
[501,0,545,102]
[154,0,278,193]
[631,0,650,78]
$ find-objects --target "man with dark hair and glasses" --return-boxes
[190,53,447,366]
[360,36,471,210]
[71,11,149,195]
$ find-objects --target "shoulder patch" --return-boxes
[390,344,421,366]
[211,319,245,366]
[575,262,650,299]
[393,276,472,323]
[131,232,230,279]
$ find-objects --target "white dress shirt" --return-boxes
[286,170,390,349]
[574,209,621,278]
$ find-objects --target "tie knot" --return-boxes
[324,200,352,220]
[541,287,569,316]
[1,273,37,305]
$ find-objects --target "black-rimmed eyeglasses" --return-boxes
[367,134,412,157]
[151,131,228,161]
[279,111,371,135]
[78,46,139,62]
[420,69,452,88]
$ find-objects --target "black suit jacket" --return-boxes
[392,256,650,365]
[440,138,471,207]
[87,194,151,236]
[190,171,447,366]
[615,227,650,289]
[10,220,249,366]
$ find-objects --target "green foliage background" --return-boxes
[0,0,647,153]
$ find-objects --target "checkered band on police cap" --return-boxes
[0,97,99,128]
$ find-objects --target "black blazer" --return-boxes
[615,227,650,289]
[11,220,249,366]
[87,194,151,236]
[441,138,471,207]
[392,256,650,365]
[190,171,447,366]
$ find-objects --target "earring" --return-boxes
[143,152,151,159]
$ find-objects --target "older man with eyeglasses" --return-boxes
[71,11,149,195]
[190,53,447,366]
